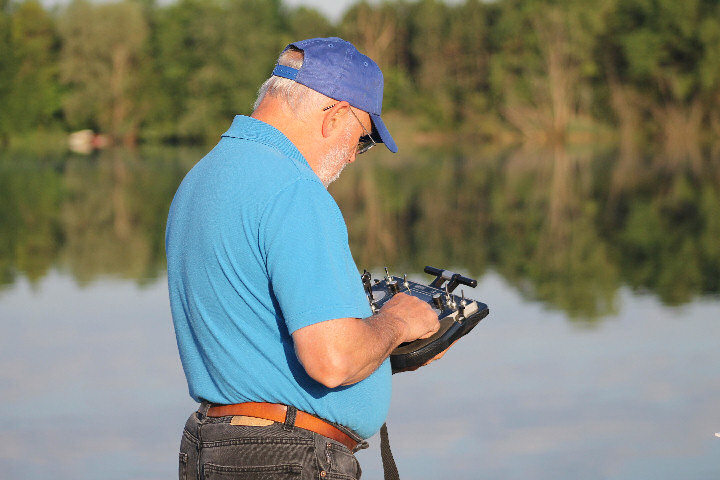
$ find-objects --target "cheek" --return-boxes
[345,140,358,163]
[342,130,358,162]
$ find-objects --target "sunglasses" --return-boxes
[322,103,377,155]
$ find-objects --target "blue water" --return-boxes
[1,270,718,479]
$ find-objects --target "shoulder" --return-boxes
[260,177,344,234]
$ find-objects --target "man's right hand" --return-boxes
[379,292,439,343]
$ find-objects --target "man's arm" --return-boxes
[292,292,439,388]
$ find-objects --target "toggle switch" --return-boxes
[432,293,444,310]
[457,290,466,318]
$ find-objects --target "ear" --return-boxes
[321,101,350,139]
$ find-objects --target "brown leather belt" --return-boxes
[205,402,358,451]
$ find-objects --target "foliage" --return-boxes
[3,142,718,319]
[0,0,718,147]
[58,0,150,143]
[0,0,61,145]
[148,0,289,143]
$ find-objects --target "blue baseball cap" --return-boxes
[272,37,398,153]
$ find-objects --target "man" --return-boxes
[166,37,439,480]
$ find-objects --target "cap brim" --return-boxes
[370,113,397,153]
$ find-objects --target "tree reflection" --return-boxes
[0,155,63,288]
[61,150,153,284]
[492,145,619,320]
[0,148,194,290]
[332,143,718,319]
[604,152,720,304]
[0,144,718,320]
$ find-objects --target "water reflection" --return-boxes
[0,147,200,289]
[1,144,719,319]
[1,144,719,480]
[329,143,720,318]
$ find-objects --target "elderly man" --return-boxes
[166,37,439,479]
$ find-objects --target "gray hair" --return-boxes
[253,47,330,118]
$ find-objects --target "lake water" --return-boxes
[1,145,719,479]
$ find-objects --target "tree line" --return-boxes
[1,0,719,149]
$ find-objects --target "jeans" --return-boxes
[179,404,363,480]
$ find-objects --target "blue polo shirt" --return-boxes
[166,115,390,438]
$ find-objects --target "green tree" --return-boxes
[406,0,454,126]
[222,0,288,114]
[0,0,17,145]
[698,1,720,139]
[605,0,718,149]
[339,1,416,114]
[150,0,287,143]
[7,1,61,134]
[339,1,415,115]
[489,0,612,144]
[58,0,150,145]
[443,0,494,133]
[286,6,334,42]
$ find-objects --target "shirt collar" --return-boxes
[221,115,308,168]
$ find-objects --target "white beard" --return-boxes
[317,128,356,187]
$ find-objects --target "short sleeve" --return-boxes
[260,179,372,333]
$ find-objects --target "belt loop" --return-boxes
[198,401,212,419]
[283,405,297,431]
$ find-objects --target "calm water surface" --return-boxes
[1,146,718,479]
